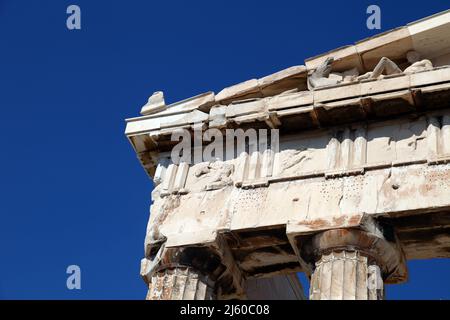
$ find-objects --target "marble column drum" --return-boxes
[146,267,215,300]
[309,250,383,300]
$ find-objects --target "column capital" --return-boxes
[141,233,246,300]
[301,227,407,284]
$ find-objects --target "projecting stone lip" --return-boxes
[216,79,260,103]
[128,91,216,121]
[258,65,307,88]
[215,65,308,104]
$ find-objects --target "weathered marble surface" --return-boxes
[125,10,450,300]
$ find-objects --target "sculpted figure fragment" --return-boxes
[195,161,234,191]
[358,50,433,80]
[309,51,434,89]
[308,57,360,89]
[403,51,433,74]
[308,57,340,89]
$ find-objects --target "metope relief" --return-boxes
[272,134,329,179]
[184,160,235,192]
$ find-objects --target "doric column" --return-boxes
[309,250,383,300]
[146,267,215,300]
[303,227,406,300]
[141,242,245,300]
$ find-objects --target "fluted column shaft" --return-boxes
[302,227,406,300]
[309,250,383,300]
[146,267,215,300]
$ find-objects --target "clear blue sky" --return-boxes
[0,0,449,300]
